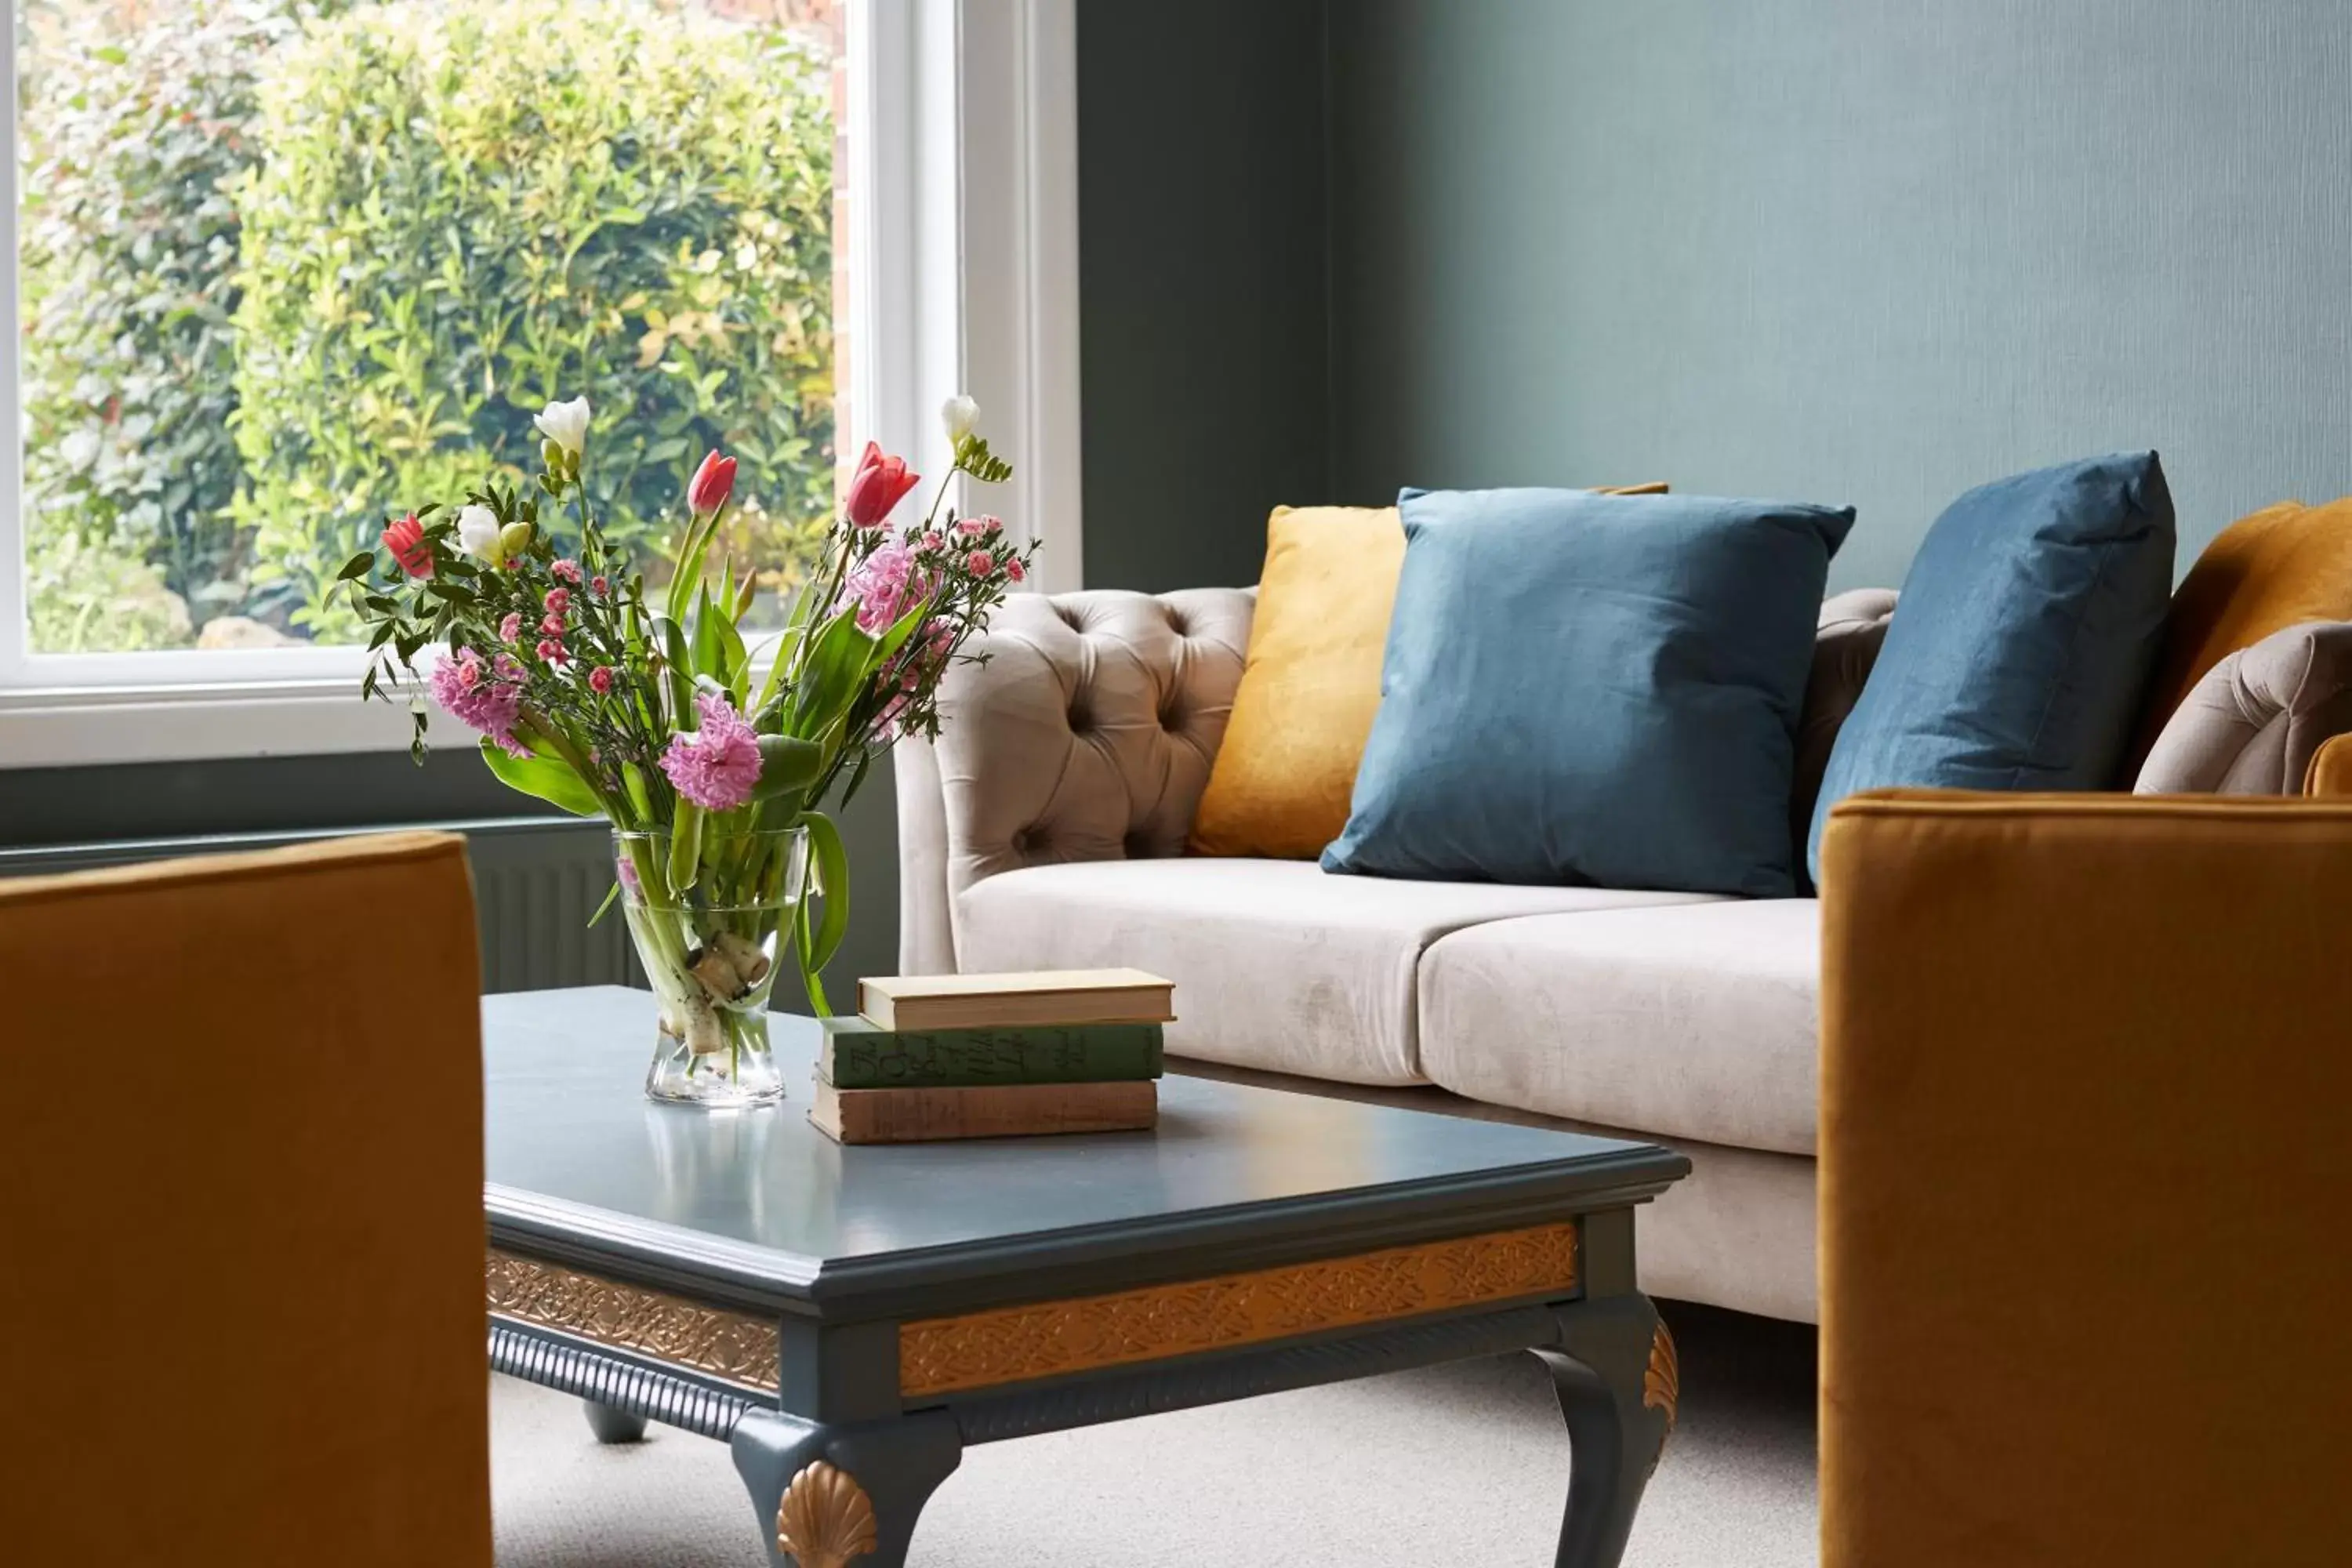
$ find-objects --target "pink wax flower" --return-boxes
[540,612,566,636]
[427,651,526,755]
[588,666,615,695]
[660,691,764,811]
[965,550,994,576]
[535,637,568,665]
[543,586,571,615]
[383,513,434,578]
[1006,557,1025,583]
[591,575,609,596]
[550,558,583,585]
[499,612,523,643]
[959,514,1001,538]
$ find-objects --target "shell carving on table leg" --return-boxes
[776,1459,879,1568]
[1642,1319,1679,1439]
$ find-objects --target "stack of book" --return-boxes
[809,968,1176,1145]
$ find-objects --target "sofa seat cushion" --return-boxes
[954,858,1722,1086]
[1418,900,1821,1154]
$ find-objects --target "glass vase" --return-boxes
[615,826,810,1109]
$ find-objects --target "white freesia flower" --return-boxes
[533,396,592,456]
[941,393,979,445]
[456,503,505,563]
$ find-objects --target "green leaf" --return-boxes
[667,800,705,895]
[586,878,621,928]
[478,740,604,817]
[789,608,882,733]
[336,551,376,582]
[752,734,822,800]
[793,808,851,1012]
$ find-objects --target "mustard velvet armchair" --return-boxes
[0,833,492,1567]
[1819,789,2352,1567]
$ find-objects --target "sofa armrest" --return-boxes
[2136,619,2352,795]
[1818,790,2352,1568]
[2310,731,2352,796]
[895,587,1254,971]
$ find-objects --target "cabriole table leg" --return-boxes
[731,1407,963,1568]
[1534,1294,1676,1568]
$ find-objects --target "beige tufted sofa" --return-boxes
[897,586,2352,1324]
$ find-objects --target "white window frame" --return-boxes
[0,0,1081,770]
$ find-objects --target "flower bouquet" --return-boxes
[347,394,1031,1107]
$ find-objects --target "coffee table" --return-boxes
[484,987,1690,1567]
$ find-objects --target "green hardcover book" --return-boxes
[818,1018,1165,1089]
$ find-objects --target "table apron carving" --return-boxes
[486,1247,782,1394]
[897,1219,1582,1397]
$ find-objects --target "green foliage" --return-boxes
[17,0,313,648]
[228,0,836,642]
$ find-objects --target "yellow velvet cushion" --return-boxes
[1191,485,1670,859]
[1190,505,1405,858]
[2132,497,2352,768]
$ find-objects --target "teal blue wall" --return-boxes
[1328,0,2352,590]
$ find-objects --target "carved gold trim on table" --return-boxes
[898,1221,1581,1397]
[777,1461,878,1568]
[485,1247,779,1393]
[1643,1320,1679,1436]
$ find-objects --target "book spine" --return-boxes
[813,1080,1159,1145]
[820,1022,1164,1089]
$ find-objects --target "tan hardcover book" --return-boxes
[810,1078,1160,1145]
[857,968,1175,1032]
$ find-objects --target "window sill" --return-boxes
[0,679,416,769]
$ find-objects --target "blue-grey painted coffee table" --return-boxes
[484,987,1690,1567]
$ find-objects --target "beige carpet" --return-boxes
[492,1301,1816,1566]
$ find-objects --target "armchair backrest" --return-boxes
[0,832,492,1567]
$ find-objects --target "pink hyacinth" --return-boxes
[499,612,523,643]
[427,651,527,755]
[550,558,583,585]
[660,691,764,811]
[615,854,641,896]
[838,537,934,634]
[494,652,524,681]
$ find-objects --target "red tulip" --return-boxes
[383,512,433,578]
[688,450,738,518]
[844,440,920,528]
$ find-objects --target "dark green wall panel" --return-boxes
[1075,0,1333,592]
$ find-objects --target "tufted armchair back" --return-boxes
[896,587,1255,972]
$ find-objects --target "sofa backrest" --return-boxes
[898,584,1902,972]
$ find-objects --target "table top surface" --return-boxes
[484,988,1686,1315]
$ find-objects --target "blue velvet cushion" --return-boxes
[1322,487,1856,897]
[1805,451,2176,884]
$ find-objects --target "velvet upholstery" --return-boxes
[2134,619,2352,794]
[0,833,490,1567]
[1809,452,2176,880]
[1820,791,2352,1568]
[1418,899,1822,1154]
[2311,732,2352,797]
[955,855,1715,1084]
[1326,488,1854,896]
[1189,505,1406,858]
[2131,495,2352,770]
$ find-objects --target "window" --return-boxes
[0,0,1076,768]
